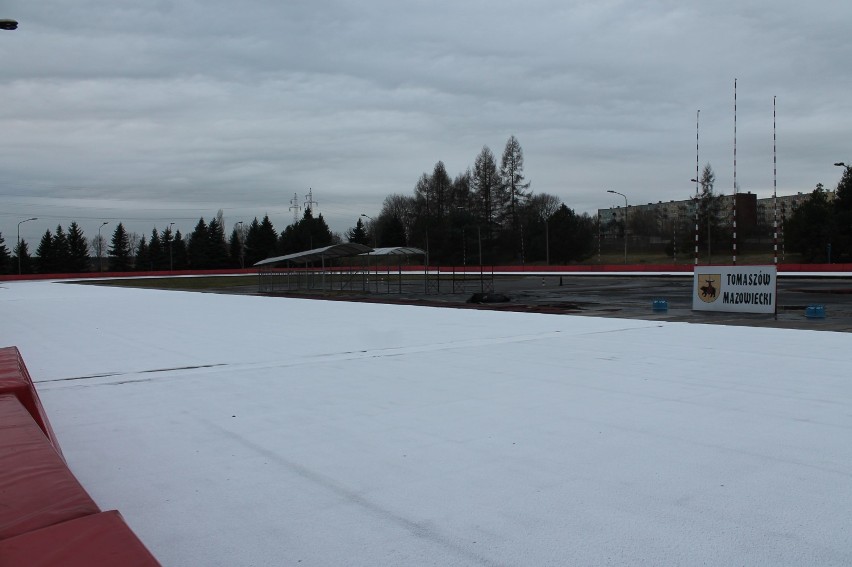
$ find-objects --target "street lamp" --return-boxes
[691,178,714,263]
[607,190,628,264]
[98,221,109,272]
[360,214,377,248]
[0,19,18,30]
[17,217,37,275]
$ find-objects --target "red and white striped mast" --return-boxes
[773,96,778,265]
[694,109,700,265]
[732,78,738,265]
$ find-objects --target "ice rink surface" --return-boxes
[2,280,852,566]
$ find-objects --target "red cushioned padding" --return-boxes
[0,510,161,566]
[0,347,63,458]
[0,394,100,540]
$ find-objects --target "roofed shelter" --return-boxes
[254,244,425,294]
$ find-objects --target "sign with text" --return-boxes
[693,265,777,313]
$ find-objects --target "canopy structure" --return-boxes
[254,243,374,267]
[361,246,425,258]
[254,243,429,295]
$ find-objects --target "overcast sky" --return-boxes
[2,0,852,245]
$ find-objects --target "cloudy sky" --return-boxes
[2,0,851,245]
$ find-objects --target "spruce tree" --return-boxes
[135,235,150,270]
[243,218,262,266]
[36,229,55,273]
[347,218,369,245]
[257,215,278,259]
[148,229,163,270]
[67,222,90,272]
[187,218,210,269]
[229,226,244,268]
[0,232,9,274]
[207,217,229,268]
[52,224,71,273]
[172,230,188,270]
[108,222,131,271]
[15,239,33,274]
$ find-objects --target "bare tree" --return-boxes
[499,135,531,230]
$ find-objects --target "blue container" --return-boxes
[652,298,669,312]
[805,304,826,319]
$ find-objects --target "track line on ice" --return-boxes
[38,363,228,383]
[202,418,505,567]
[38,323,662,389]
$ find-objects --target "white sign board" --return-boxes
[693,265,777,314]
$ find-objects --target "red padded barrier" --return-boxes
[0,510,161,566]
[0,394,100,541]
[0,346,63,458]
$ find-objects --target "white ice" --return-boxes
[2,280,851,566]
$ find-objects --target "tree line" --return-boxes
[0,207,335,275]
[785,165,852,262]
[348,135,597,265]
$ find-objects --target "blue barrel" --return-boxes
[805,304,826,319]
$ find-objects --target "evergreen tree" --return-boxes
[36,229,55,273]
[171,230,188,270]
[695,163,724,262]
[787,184,834,262]
[135,235,150,271]
[187,218,210,269]
[833,164,852,260]
[243,214,278,264]
[229,226,244,268]
[207,217,229,268]
[67,222,90,273]
[108,222,131,271]
[0,232,9,274]
[550,204,595,264]
[14,239,33,274]
[347,218,370,245]
[243,218,262,266]
[52,224,71,273]
[149,229,164,270]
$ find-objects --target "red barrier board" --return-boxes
[0,346,63,458]
[0,394,99,541]
[0,510,161,566]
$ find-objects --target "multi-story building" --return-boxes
[597,190,833,238]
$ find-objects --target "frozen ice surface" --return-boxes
[2,281,852,566]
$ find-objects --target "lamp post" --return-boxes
[0,19,18,30]
[691,177,714,263]
[168,222,175,271]
[97,221,109,272]
[360,214,376,249]
[17,217,37,275]
[607,190,628,264]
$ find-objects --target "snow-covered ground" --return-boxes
[2,280,851,566]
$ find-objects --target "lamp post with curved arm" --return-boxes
[607,190,628,264]
[17,217,37,274]
[98,222,109,272]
